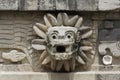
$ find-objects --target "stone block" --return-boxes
[24,0,38,10]
[0,0,18,10]
[72,72,95,80]
[99,0,120,10]
[76,0,98,11]
[39,0,55,10]
[0,0,119,11]
[96,74,120,80]
[68,0,76,10]
[0,73,49,80]
[0,72,96,80]
[55,0,69,10]
[55,0,76,10]
[1,72,120,80]
[50,73,95,80]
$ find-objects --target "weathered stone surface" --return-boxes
[0,0,119,11]
[93,12,120,20]
[55,0,69,10]
[68,0,76,10]
[0,64,32,71]
[0,10,119,80]
[0,0,18,10]
[102,55,112,65]
[99,41,120,65]
[24,0,38,10]
[0,72,96,80]
[76,0,98,11]
[99,20,120,41]
[2,50,26,62]
[2,65,19,71]
[39,0,55,10]
[18,64,33,71]
[99,65,120,71]
[50,73,95,80]
[1,72,120,80]
[99,29,120,41]
[104,21,114,29]
[96,74,120,80]
[99,0,120,10]
[99,42,120,57]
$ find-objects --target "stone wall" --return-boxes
[0,11,119,71]
[0,0,119,80]
[0,11,97,71]
[0,0,119,11]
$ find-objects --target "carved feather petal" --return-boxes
[56,61,63,71]
[42,56,51,65]
[33,26,46,39]
[51,59,56,71]
[57,13,63,26]
[38,50,47,64]
[63,61,70,72]
[31,39,46,50]
[80,46,92,51]
[32,44,46,50]
[76,56,85,64]
[32,39,46,45]
[79,26,91,30]
[44,15,52,28]
[91,50,95,55]
[81,30,93,39]
[79,49,91,64]
[63,13,69,26]
[68,15,79,26]
[70,58,75,71]
[75,17,83,28]
[35,23,48,32]
[91,55,95,61]
[81,40,93,46]
[47,13,57,26]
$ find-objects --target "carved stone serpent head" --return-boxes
[32,13,95,72]
[47,26,77,60]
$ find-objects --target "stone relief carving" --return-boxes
[2,50,26,63]
[98,19,120,67]
[0,22,33,64]
[32,13,95,72]
[99,41,120,65]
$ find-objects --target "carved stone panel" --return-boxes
[98,19,120,71]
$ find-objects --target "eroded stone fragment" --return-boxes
[2,50,26,62]
[102,55,112,65]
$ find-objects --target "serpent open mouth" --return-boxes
[47,44,73,60]
[56,46,66,53]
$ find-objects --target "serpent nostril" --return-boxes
[59,36,64,39]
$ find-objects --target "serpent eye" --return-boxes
[66,33,73,39]
[51,33,58,39]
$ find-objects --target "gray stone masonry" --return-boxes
[0,0,119,11]
[1,72,120,80]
